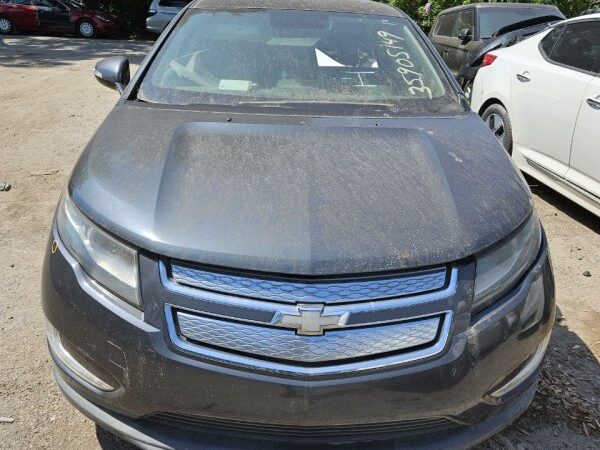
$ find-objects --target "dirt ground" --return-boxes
[0,35,598,450]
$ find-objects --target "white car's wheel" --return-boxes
[78,20,96,38]
[482,104,513,155]
[0,16,14,34]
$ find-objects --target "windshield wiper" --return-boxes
[237,100,395,108]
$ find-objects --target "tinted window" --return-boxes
[435,10,473,38]
[138,9,459,116]
[456,10,474,36]
[540,26,563,57]
[479,8,559,38]
[545,21,600,73]
[436,13,458,37]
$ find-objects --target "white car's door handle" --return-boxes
[586,96,600,110]
[516,72,531,83]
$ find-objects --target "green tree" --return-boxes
[532,0,593,17]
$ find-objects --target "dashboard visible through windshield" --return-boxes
[137,9,460,115]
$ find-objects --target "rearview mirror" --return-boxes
[94,57,130,94]
[458,28,473,41]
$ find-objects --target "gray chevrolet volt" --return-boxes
[42,0,555,448]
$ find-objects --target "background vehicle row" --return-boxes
[471,15,600,217]
[0,0,127,37]
[429,2,564,99]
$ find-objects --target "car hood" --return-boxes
[69,103,532,276]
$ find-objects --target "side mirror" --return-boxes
[94,57,130,94]
[458,28,473,41]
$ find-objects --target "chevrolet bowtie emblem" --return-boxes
[271,304,349,336]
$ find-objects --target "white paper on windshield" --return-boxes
[267,37,320,46]
[218,80,252,91]
[315,49,346,67]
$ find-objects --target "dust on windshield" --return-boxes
[137,9,460,115]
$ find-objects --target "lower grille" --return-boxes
[151,412,458,439]
[176,310,440,364]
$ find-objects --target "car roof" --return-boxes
[550,13,600,28]
[440,2,560,15]
[556,12,600,24]
[189,0,406,17]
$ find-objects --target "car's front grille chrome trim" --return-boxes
[160,262,458,315]
[170,263,448,304]
[165,305,453,375]
[161,262,457,374]
[176,310,441,363]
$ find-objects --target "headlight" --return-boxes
[56,195,141,307]
[473,213,542,313]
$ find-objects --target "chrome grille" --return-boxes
[170,264,447,303]
[162,262,457,374]
[177,311,440,363]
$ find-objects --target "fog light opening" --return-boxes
[46,321,115,392]
[490,333,551,399]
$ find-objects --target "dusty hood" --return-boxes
[69,103,532,275]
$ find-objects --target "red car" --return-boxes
[0,0,128,38]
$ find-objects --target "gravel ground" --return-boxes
[0,35,598,450]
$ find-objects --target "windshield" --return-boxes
[137,9,459,115]
[479,8,559,38]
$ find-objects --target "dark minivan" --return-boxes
[43,0,555,449]
[429,3,564,95]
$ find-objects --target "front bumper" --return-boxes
[42,228,555,449]
[56,371,538,450]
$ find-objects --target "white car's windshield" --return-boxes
[138,9,460,115]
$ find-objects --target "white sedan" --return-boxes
[471,14,600,217]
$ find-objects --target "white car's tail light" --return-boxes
[482,53,498,67]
